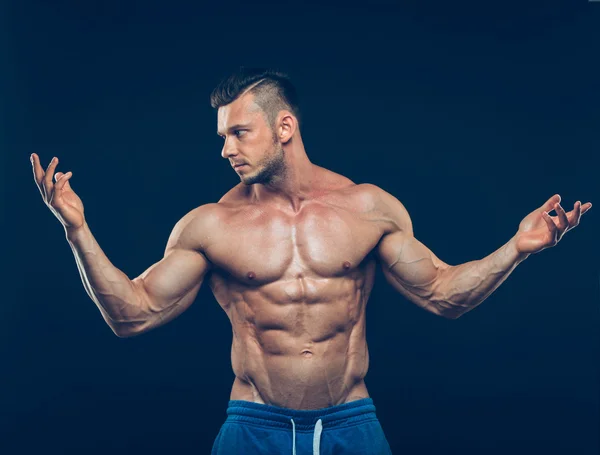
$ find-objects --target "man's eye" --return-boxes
[234,130,245,137]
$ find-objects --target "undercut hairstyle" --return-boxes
[210,67,302,132]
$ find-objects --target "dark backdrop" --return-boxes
[3,1,599,454]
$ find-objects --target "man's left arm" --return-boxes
[370,186,592,319]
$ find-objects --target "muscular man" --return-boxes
[31,68,592,455]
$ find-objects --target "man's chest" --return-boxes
[203,201,384,285]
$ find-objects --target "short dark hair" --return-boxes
[210,67,302,132]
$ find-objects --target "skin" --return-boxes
[212,90,380,408]
[31,90,592,411]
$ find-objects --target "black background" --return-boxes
[2,0,599,454]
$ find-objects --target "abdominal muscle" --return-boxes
[227,299,371,410]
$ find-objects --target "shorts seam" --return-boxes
[224,417,381,433]
[224,421,292,433]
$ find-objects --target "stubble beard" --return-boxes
[240,135,286,186]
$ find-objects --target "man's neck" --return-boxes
[251,144,317,213]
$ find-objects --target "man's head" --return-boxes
[211,67,302,186]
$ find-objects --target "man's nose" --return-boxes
[221,137,237,159]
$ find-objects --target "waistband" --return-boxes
[225,398,376,431]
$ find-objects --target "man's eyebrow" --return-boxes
[217,123,251,136]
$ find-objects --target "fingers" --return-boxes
[55,171,73,193]
[548,199,592,236]
[31,153,42,182]
[570,201,583,229]
[31,153,47,198]
[564,200,592,227]
[581,202,592,214]
[43,157,60,200]
[541,211,558,244]
[542,194,561,213]
[31,154,70,204]
[543,195,592,221]
[554,203,569,233]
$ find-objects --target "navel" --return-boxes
[247,271,256,280]
[343,261,351,270]
[301,350,313,358]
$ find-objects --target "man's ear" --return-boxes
[277,111,297,144]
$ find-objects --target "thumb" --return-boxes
[54,172,73,191]
[541,194,561,213]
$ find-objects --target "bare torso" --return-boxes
[201,167,386,410]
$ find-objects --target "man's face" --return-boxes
[217,92,284,186]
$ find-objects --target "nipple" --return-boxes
[343,261,351,270]
[247,271,256,280]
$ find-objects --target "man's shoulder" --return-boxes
[351,183,413,235]
[187,202,223,221]
[352,182,386,199]
[168,201,236,254]
[340,182,388,208]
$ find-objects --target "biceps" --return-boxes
[132,247,211,320]
[377,230,450,298]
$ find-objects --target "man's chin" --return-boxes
[240,172,259,185]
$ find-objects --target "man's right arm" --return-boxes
[65,205,214,337]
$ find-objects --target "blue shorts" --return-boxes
[211,398,393,455]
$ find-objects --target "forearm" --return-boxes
[65,222,151,330]
[437,235,530,318]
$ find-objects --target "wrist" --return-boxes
[508,234,530,263]
[65,222,89,243]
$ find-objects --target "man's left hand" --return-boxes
[514,194,592,255]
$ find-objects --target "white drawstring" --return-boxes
[291,418,296,455]
[290,418,323,455]
[313,418,323,454]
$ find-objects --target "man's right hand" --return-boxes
[31,154,85,232]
